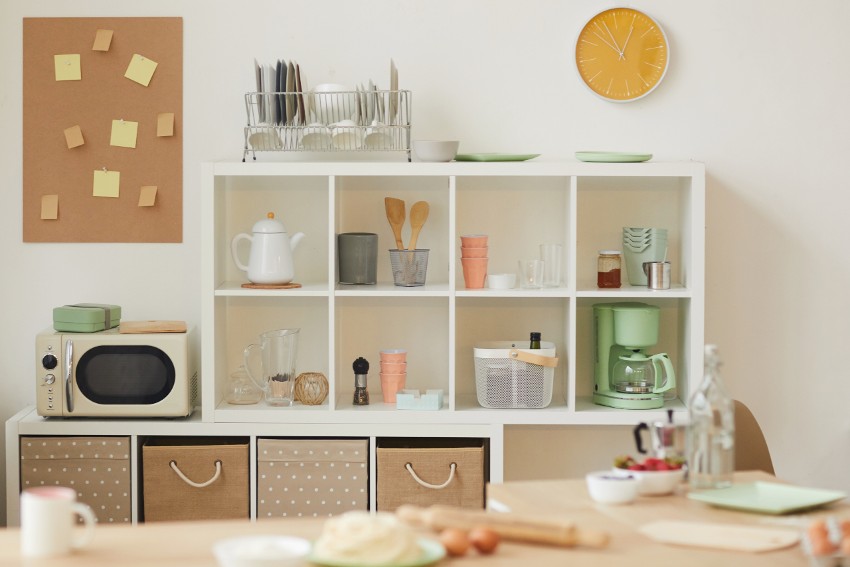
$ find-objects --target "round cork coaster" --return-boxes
[240,282,302,289]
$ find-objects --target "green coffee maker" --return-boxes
[593,302,676,410]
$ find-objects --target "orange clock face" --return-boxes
[575,8,669,102]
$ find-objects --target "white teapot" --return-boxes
[231,212,305,284]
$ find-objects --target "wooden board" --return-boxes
[119,320,187,334]
[638,521,800,553]
[23,17,182,242]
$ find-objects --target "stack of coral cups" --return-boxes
[460,234,488,289]
[379,349,407,403]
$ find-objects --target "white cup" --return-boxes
[331,120,363,149]
[21,486,96,557]
[301,123,331,150]
[518,259,545,289]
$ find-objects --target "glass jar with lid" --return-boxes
[597,250,622,288]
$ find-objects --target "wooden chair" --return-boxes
[734,400,775,474]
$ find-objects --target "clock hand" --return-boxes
[600,21,624,57]
[590,24,622,56]
[618,20,635,60]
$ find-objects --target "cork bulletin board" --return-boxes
[23,17,183,242]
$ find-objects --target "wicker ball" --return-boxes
[294,372,329,405]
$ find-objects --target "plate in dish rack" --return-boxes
[575,151,652,162]
[309,538,446,567]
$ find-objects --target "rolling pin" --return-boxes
[395,504,610,549]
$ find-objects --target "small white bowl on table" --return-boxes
[585,471,639,504]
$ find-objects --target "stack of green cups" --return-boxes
[622,228,668,285]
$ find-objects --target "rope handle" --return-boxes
[510,349,559,368]
[404,462,456,490]
[169,459,222,488]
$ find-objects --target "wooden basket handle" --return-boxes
[510,349,559,368]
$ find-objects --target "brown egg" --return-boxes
[469,527,501,554]
[439,528,471,557]
[841,535,850,556]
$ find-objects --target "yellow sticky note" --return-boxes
[54,54,81,81]
[64,125,84,149]
[92,29,113,51]
[110,120,138,148]
[41,195,59,220]
[93,170,120,198]
[139,186,158,207]
[156,112,174,137]
[124,53,158,87]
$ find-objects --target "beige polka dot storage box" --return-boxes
[142,437,249,522]
[257,438,368,519]
[376,438,486,512]
[20,436,131,523]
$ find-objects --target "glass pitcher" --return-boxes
[612,352,675,395]
[243,328,300,406]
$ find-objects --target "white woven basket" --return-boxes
[473,341,557,409]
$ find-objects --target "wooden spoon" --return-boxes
[384,197,406,250]
[407,201,430,250]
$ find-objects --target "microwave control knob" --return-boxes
[42,354,58,370]
[44,374,55,385]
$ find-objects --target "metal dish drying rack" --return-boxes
[243,90,412,161]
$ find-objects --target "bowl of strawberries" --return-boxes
[613,455,686,496]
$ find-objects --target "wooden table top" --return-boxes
[0,471,845,566]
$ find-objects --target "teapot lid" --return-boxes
[252,212,286,234]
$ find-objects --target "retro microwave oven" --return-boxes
[35,328,196,417]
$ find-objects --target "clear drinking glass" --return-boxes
[518,259,545,289]
[539,244,563,287]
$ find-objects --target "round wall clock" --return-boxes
[575,8,669,102]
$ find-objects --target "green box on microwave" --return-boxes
[53,303,121,332]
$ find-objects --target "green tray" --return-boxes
[454,153,540,162]
[575,151,652,163]
[687,482,846,515]
[53,303,121,333]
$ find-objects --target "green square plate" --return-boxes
[454,153,540,162]
[575,151,652,163]
[687,482,847,515]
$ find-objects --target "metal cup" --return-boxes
[643,261,671,290]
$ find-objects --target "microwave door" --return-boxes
[70,342,177,416]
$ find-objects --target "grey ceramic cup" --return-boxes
[338,233,378,284]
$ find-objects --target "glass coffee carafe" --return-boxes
[243,328,300,406]
[612,351,675,396]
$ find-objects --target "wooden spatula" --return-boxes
[407,201,429,250]
[384,197,406,250]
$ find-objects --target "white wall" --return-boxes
[2,0,848,524]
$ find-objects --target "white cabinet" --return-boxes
[6,159,704,524]
[201,159,704,440]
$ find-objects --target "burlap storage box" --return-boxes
[142,437,249,522]
[20,436,131,523]
[257,438,368,519]
[377,438,486,511]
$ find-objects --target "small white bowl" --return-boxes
[413,140,459,162]
[213,535,311,567]
[585,471,639,504]
[487,273,516,289]
[612,467,685,496]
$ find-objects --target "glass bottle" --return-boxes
[597,250,622,288]
[687,344,735,488]
[352,357,370,406]
[529,332,541,349]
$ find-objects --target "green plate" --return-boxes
[454,153,540,162]
[309,538,445,567]
[687,482,847,515]
[575,151,652,163]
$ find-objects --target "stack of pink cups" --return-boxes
[379,349,407,403]
[460,234,489,289]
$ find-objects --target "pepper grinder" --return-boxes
[352,357,370,405]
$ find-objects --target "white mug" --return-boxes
[21,486,96,557]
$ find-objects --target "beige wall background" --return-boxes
[2,0,848,524]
